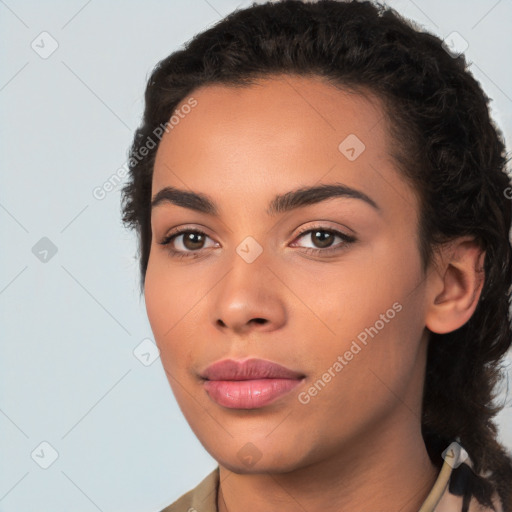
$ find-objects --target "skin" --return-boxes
[145,75,485,512]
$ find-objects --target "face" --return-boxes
[145,75,432,473]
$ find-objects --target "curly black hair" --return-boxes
[120,1,512,509]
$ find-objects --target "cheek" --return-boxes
[145,252,197,331]
[289,248,405,336]
[292,237,425,379]
[144,257,170,339]
[144,253,217,380]
[144,255,189,362]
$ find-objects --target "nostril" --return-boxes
[252,318,267,324]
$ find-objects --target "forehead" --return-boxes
[151,75,415,222]
[155,75,391,169]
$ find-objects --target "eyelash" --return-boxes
[158,225,356,259]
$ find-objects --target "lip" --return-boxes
[200,358,305,409]
[201,358,305,381]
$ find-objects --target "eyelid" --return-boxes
[158,222,357,260]
[159,222,353,244]
[159,223,214,240]
[289,224,356,250]
[159,226,218,247]
[291,221,356,239]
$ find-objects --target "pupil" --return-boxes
[314,230,333,248]
[184,233,203,250]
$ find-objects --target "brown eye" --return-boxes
[159,228,218,257]
[291,226,356,256]
[310,230,336,248]
[181,232,206,250]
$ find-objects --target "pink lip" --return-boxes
[201,358,305,409]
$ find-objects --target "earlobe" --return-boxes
[425,239,485,334]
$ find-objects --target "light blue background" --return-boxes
[1,1,511,511]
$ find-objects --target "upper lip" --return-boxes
[200,358,305,381]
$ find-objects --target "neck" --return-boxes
[217,408,439,512]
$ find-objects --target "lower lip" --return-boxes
[203,378,303,409]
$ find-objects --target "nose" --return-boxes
[210,250,286,336]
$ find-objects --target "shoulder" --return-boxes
[434,444,505,512]
[159,466,220,512]
[435,488,503,512]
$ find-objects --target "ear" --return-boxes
[425,238,485,334]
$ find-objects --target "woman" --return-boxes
[120,1,512,510]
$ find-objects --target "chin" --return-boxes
[217,458,299,475]
[209,444,308,475]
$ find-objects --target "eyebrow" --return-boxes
[150,183,380,216]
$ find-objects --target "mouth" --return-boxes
[200,358,306,409]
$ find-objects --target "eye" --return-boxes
[158,228,218,259]
[158,225,356,259]
[290,226,356,255]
